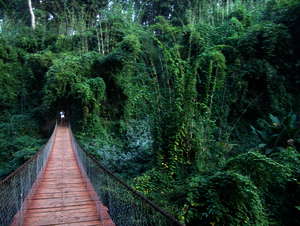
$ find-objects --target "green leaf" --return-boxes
[269,114,280,125]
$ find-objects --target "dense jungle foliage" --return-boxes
[0,0,300,225]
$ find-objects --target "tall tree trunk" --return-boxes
[28,0,36,30]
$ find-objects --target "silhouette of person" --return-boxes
[59,111,65,125]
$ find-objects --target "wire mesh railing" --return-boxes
[0,124,57,226]
[69,128,184,226]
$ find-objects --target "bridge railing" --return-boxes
[70,129,184,226]
[0,124,57,226]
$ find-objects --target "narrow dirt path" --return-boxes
[22,126,112,226]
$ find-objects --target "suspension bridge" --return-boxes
[0,124,183,226]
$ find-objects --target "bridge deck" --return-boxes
[22,126,114,226]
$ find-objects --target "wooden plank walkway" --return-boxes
[22,126,114,226]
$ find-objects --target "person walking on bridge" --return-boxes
[59,111,65,125]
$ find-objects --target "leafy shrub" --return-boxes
[224,150,300,225]
[251,113,300,154]
[238,22,290,59]
[229,7,251,27]
[26,51,55,76]
[224,151,291,192]
[119,34,141,57]
[43,53,105,107]
[185,171,267,226]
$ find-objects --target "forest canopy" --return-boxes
[0,0,300,225]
